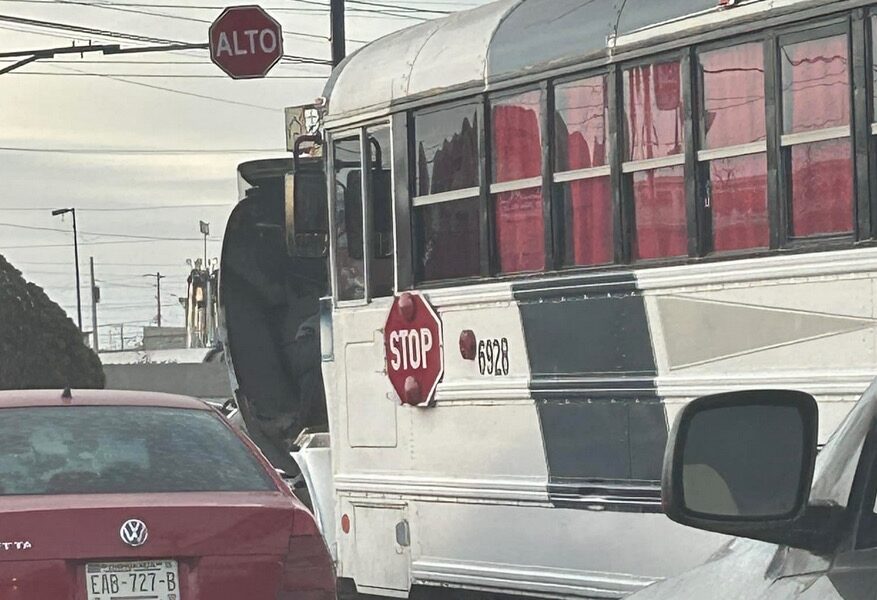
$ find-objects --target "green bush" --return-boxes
[0,254,105,390]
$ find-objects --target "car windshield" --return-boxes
[0,406,277,495]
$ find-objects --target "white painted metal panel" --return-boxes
[346,338,398,448]
[408,503,729,599]
[342,501,410,594]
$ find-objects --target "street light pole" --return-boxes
[199,221,209,267]
[51,207,82,331]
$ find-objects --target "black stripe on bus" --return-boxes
[512,272,667,511]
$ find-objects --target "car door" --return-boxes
[764,418,877,600]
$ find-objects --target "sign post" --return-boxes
[384,293,444,407]
[209,5,283,80]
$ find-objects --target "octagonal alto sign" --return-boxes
[209,5,283,80]
[384,293,444,407]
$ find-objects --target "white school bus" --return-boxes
[219,1,877,598]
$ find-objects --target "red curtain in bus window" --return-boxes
[492,92,543,182]
[625,60,684,161]
[494,188,545,273]
[710,154,769,252]
[554,77,612,266]
[790,139,854,237]
[492,91,545,273]
[633,166,687,260]
[701,42,766,149]
[782,34,850,135]
[563,178,613,266]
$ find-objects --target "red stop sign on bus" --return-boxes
[209,6,283,80]
[385,293,444,407]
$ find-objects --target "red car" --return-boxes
[0,389,335,600]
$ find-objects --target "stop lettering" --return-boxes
[388,328,434,371]
[384,293,444,407]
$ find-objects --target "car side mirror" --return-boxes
[663,389,819,545]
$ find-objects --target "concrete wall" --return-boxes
[103,362,232,403]
[142,327,187,351]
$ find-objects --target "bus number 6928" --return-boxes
[478,338,509,376]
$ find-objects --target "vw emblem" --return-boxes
[119,519,148,547]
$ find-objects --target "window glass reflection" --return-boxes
[710,154,769,253]
[782,34,850,135]
[555,76,609,172]
[333,136,365,301]
[416,198,481,281]
[684,404,804,517]
[367,125,394,297]
[632,165,687,260]
[560,177,613,267]
[625,60,684,161]
[789,138,853,237]
[701,42,766,149]
[415,104,479,196]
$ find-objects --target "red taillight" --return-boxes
[278,510,336,600]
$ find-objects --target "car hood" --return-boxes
[628,539,801,600]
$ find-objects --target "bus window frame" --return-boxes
[329,5,877,294]
[864,8,877,241]
[364,122,397,298]
[410,97,489,284]
[487,84,552,275]
[775,19,857,247]
[327,119,394,306]
[694,33,771,256]
[619,49,695,263]
[550,69,618,269]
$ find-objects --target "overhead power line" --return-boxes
[7,70,326,79]
[0,203,231,212]
[0,14,336,60]
[0,145,285,154]
[0,221,223,242]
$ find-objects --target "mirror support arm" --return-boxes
[784,504,845,555]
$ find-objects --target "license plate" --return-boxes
[86,559,180,600]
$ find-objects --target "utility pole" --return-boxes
[89,257,99,352]
[51,208,82,331]
[330,0,346,67]
[156,272,163,327]
[142,272,166,327]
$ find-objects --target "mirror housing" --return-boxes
[285,138,328,259]
[663,389,821,548]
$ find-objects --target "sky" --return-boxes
[0,0,485,350]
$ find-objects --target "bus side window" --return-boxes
[333,136,366,301]
[368,125,395,298]
[345,170,365,260]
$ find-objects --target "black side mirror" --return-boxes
[285,155,329,259]
[663,390,819,546]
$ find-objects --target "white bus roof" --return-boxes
[322,0,836,124]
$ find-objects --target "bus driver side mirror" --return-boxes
[285,153,329,259]
[663,389,819,548]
